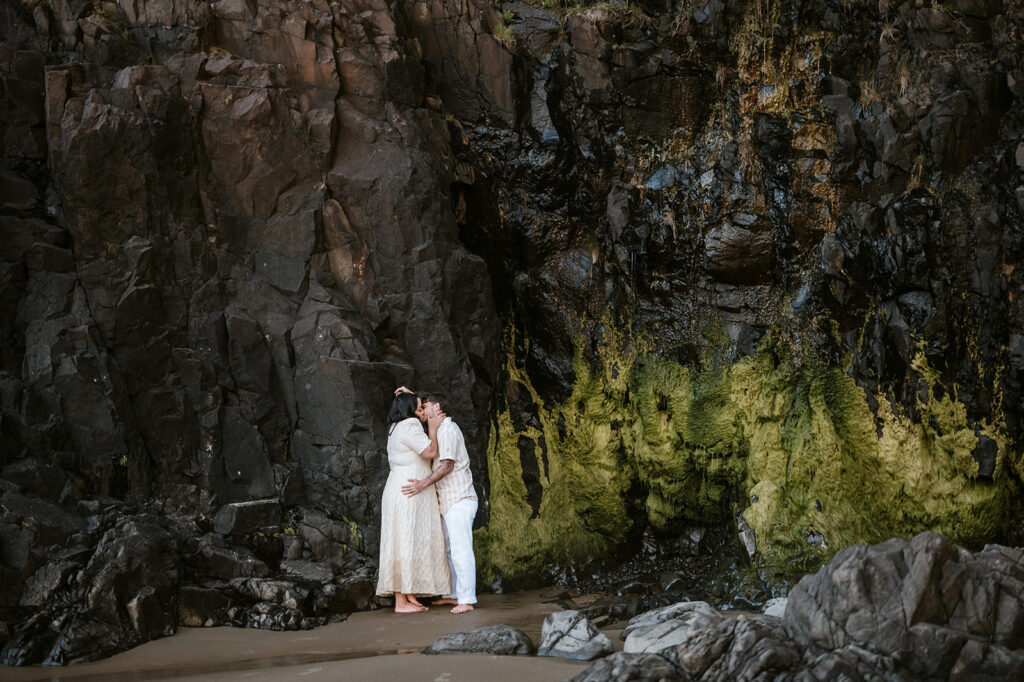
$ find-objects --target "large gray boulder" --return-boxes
[785,532,1024,680]
[761,597,787,618]
[422,625,535,656]
[537,610,613,661]
[621,601,723,653]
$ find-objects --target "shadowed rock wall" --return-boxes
[1,0,499,663]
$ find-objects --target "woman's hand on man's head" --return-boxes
[394,385,413,396]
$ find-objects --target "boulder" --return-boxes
[578,595,643,627]
[279,559,333,584]
[422,625,535,656]
[785,532,1024,679]
[537,610,614,661]
[231,578,307,609]
[621,601,722,643]
[0,492,85,546]
[18,561,76,607]
[623,609,725,655]
[661,616,802,680]
[229,602,311,631]
[195,536,271,579]
[2,514,181,665]
[321,575,375,613]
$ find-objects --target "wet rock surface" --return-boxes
[422,625,536,656]
[453,0,1024,591]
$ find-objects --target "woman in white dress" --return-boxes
[376,391,451,612]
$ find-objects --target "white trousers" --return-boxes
[441,498,478,604]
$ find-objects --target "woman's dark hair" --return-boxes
[387,392,419,432]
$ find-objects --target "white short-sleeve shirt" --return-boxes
[435,417,477,515]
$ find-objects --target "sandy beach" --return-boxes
[1,589,622,682]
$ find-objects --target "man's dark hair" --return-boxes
[422,392,451,417]
[387,392,419,433]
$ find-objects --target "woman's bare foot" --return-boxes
[433,598,459,605]
[394,603,423,613]
[450,603,474,614]
[394,594,427,613]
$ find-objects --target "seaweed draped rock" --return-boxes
[478,333,1018,584]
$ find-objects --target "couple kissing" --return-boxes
[375,387,478,614]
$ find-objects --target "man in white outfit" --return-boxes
[398,388,479,614]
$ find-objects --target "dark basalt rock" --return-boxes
[278,559,334,584]
[577,595,643,627]
[422,625,536,656]
[1,513,180,665]
[178,586,233,628]
[1,0,498,658]
[212,500,283,537]
[193,535,271,580]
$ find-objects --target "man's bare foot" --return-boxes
[433,598,458,605]
[450,603,474,614]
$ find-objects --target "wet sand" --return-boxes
[1,589,622,681]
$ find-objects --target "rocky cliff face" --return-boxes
[439,0,1024,585]
[0,0,1022,665]
[1,0,500,662]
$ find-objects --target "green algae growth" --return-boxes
[477,329,1018,584]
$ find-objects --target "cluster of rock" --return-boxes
[0,493,374,665]
[425,534,1024,681]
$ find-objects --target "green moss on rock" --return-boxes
[478,329,1019,584]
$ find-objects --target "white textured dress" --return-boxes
[376,417,451,597]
